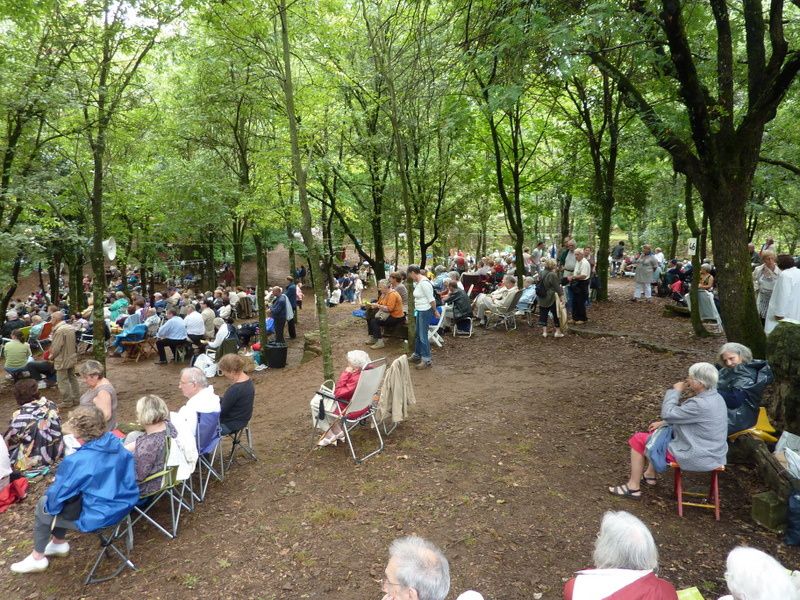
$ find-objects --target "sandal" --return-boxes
[642,475,657,486]
[608,484,641,499]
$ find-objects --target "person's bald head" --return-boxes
[271,286,282,295]
[51,311,63,323]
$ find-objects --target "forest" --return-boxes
[3,0,800,357]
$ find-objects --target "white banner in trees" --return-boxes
[687,237,698,256]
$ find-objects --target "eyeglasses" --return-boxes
[381,577,404,589]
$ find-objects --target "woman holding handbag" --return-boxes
[365,279,405,350]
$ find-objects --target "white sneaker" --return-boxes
[10,554,48,573]
[254,364,268,372]
[542,330,547,338]
[44,541,70,557]
[554,331,564,338]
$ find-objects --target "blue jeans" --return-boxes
[565,285,573,314]
[412,309,432,364]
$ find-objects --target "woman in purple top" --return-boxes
[125,395,175,496]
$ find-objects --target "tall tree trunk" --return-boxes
[285,220,296,277]
[232,218,245,286]
[0,254,22,325]
[684,177,710,338]
[560,193,572,243]
[205,236,215,292]
[253,232,270,352]
[279,0,333,380]
[596,199,612,301]
[669,205,680,262]
[700,210,709,261]
[47,254,62,306]
[38,263,46,293]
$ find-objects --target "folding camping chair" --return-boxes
[83,515,135,585]
[428,310,447,348]
[29,321,53,353]
[192,412,225,502]
[315,358,387,464]
[485,289,524,331]
[130,438,190,539]
[225,423,257,470]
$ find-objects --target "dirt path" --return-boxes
[1,278,797,599]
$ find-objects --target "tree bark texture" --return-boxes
[766,322,800,434]
[279,0,334,380]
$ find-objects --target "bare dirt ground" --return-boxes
[1,272,798,599]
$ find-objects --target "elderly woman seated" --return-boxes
[107,291,129,322]
[366,279,405,349]
[515,276,537,314]
[310,350,371,447]
[124,395,176,496]
[4,379,63,471]
[717,342,773,435]
[719,547,800,600]
[563,511,677,599]
[9,405,138,574]
[78,360,118,432]
[609,362,727,498]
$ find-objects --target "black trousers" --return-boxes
[571,281,589,322]
[188,334,205,353]
[367,315,404,338]
[272,317,286,343]
[157,338,186,361]
[287,318,296,339]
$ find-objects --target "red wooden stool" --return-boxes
[669,462,724,521]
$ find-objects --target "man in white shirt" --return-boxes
[765,255,800,335]
[653,247,665,268]
[183,304,206,353]
[473,274,518,324]
[568,248,592,324]
[177,367,221,436]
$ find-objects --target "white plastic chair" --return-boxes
[428,310,447,347]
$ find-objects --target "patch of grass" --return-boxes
[294,550,316,567]
[307,505,358,526]
[183,574,200,590]
[396,438,421,451]
[358,480,382,495]
[464,536,478,547]
[515,441,534,454]
[217,558,231,569]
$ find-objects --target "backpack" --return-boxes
[535,277,547,298]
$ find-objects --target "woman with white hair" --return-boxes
[717,343,773,434]
[609,362,727,498]
[719,546,800,600]
[564,511,677,599]
[311,350,371,447]
[201,317,230,350]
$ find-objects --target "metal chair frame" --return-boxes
[315,358,387,464]
[225,424,257,469]
[192,414,225,503]
[83,515,135,585]
[485,289,524,331]
[130,440,191,539]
